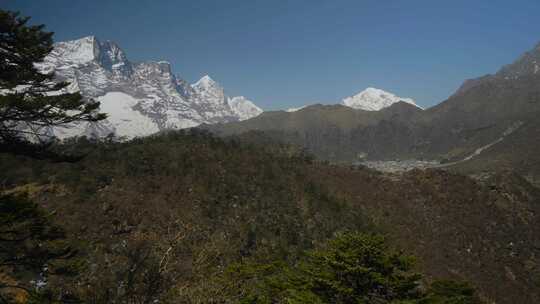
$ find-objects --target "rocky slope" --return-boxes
[455,42,540,96]
[37,36,263,139]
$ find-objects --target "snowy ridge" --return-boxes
[286,105,307,112]
[38,36,263,139]
[342,87,420,111]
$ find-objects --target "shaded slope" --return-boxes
[313,167,540,304]
[449,116,540,182]
[205,42,540,171]
[0,131,369,302]
[206,102,424,162]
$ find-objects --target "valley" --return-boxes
[206,42,540,181]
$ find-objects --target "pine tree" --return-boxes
[0,193,75,303]
[222,232,481,303]
[0,10,106,153]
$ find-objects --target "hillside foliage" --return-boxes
[0,131,482,303]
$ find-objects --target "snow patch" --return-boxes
[286,105,307,112]
[97,92,159,138]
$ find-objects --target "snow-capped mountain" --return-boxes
[228,96,262,121]
[282,88,420,113]
[38,36,262,139]
[342,87,420,111]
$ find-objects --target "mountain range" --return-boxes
[35,36,540,180]
[38,36,421,139]
[37,36,263,139]
[205,42,540,179]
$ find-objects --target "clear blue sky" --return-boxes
[3,0,540,110]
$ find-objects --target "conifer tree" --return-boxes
[0,194,75,303]
[223,232,481,303]
[0,10,106,152]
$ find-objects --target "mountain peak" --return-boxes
[342,87,420,111]
[496,41,540,79]
[191,75,227,106]
[193,75,217,88]
[228,96,263,121]
[74,35,98,44]
[97,40,131,74]
[45,36,101,67]
[455,41,540,96]
[363,87,387,93]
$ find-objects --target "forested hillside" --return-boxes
[1,131,538,303]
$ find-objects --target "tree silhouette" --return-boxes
[0,10,106,156]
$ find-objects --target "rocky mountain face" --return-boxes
[37,36,262,139]
[206,42,540,178]
[455,42,540,96]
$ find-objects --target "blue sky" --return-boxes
[4,0,540,110]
